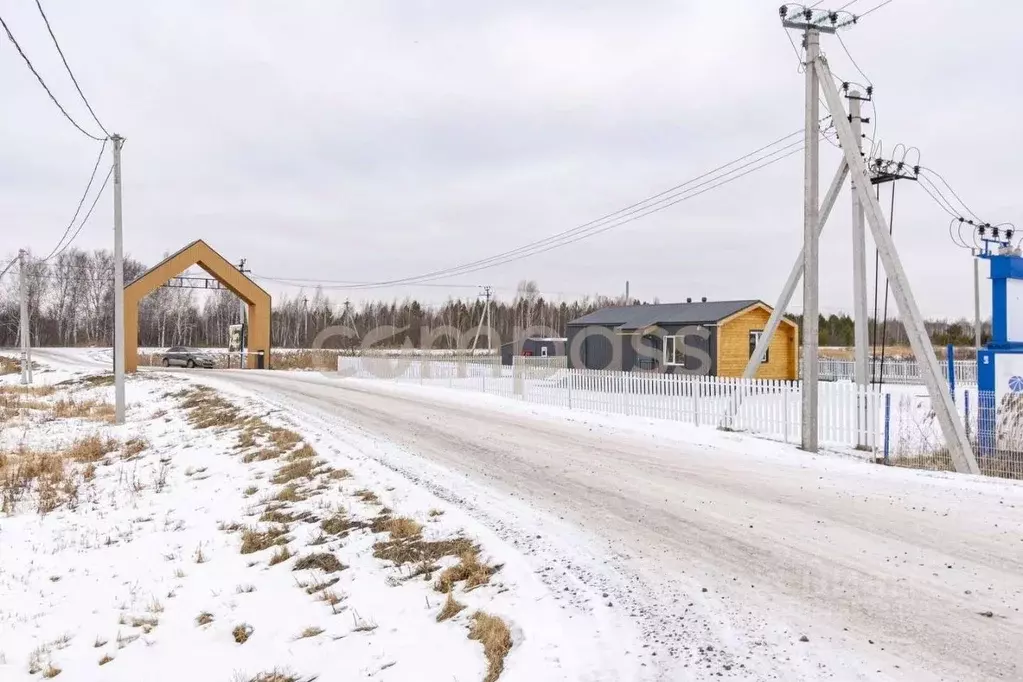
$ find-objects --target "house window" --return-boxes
[664,335,686,366]
[749,330,769,363]
[540,346,549,358]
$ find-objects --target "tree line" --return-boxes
[0,247,985,352]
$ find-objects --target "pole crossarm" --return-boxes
[815,55,980,475]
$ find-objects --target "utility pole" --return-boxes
[849,90,870,389]
[112,134,125,425]
[815,54,979,475]
[303,296,309,348]
[471,285,493,352]
[766,6,978,474]
[237,258,248,365]
[801,26,821,453]
[18,249,32,385]
[974,250,982,348]
[625,280,630,303]
[849,89,871,449]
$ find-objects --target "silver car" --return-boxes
[161,346,215,369]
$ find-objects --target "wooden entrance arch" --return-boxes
[124,240,271,372]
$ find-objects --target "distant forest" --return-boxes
[0,247,986,353]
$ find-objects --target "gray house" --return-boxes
[565,299,799,379]
[500,337,566,366]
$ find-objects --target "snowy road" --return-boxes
[198,369,1023,682]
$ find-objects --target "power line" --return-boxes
[346,138,809,289]
[917,167,983,223]
[0,13,104,141]
[856,0,894,20]
[0,256,19,280]
[33,0,109,137]
[49,165,114,260]
[917,175,963,220]
[328,127,822,290]
[40,139,108,262]
[836,33,870,86]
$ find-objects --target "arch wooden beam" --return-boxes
[124,240,271,372]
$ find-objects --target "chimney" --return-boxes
[701,297,707,302]
[686,297,692,303]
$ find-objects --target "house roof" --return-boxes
[568,300,761,331]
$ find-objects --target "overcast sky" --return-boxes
[1,0,1019,319]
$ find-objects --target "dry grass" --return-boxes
[1,442,94,514]
[242,448,281,463]
[268,546,293,566]
[1,432,123,513]
[243,485,259,496]
[120,437,149,460]
[436,589,466,622]
[196,611,214,626]
[320,511,366,536]
[0,356,20,375]
[270,349,340,371]
[260,507,297,524]
[268,428,302,451]
[428,508,445,517]
[98,654,113,666]
[233,623,254,644]
[302,576,340,594]
[128,615,159,634]
[271,458,320,485]
[274,484,306,502]
[373,535,477,568]
[0,383,56,396]
[180,387,245,429]
[67,435,118,463]
[247,669,316,682]
[240,526,290,554]
[386,516,423,540]
[50,396,115,422]
[296,626,324,639]
[468,611,512,682]
[435,550,499,594]
[293,552,345,573]
[354,489,379,504]
[284,443,317,461]
[42,663,62,678]
[328,468,351,480]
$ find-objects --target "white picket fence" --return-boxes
[338,356,883,451]
[815,358,977,385]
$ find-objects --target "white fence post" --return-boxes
[783,384,790,443]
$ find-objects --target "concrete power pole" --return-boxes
[238,258,248,364]
[303,296,309,348]
[18,249,32,385]
[471,286,493,352]
[801,27,821,453]
[815,57,979,475]
[112,134,126,425]
[849,91,870,388]
[849,90,871,449]
[974,251,982,348]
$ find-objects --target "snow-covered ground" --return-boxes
[8,348,1023,681]
[1,351,635,681]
